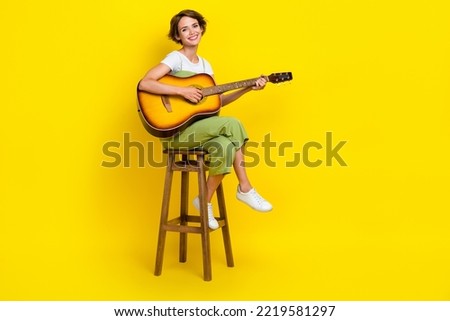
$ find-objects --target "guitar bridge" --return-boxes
[161,95,172,112]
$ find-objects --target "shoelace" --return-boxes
[249,189,265,205]
[207,204,215,220]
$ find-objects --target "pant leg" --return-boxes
[202,135,236,175]
[160,116,248,175]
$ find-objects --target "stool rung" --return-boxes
[163,224,202,234]
[172,160,202,172]
[185,215,226,228]
[166,215,201,224]
[163,149,208,156]
[164,216,225,231]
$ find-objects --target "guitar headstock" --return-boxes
[267,72,293,84]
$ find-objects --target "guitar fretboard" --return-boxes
[202,77,261,96]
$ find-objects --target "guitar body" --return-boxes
[137,74,221,138]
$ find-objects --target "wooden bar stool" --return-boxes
[154,149,234,281]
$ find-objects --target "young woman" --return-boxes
[138,9,272,230]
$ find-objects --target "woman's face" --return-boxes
[177,16,203,47]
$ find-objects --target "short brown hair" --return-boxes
[168,9,207,44]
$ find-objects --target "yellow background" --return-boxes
[1,0,449,300]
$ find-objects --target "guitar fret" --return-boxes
[203,78,259,96]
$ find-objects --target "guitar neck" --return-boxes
[202,77,262,96]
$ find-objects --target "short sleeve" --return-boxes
[161,51,182,73]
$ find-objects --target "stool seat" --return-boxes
[154,148,234,281]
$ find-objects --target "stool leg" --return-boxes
[198,155,212,281]
[217,183,234,267]
[179,169,189,263]
[154,153,174,276]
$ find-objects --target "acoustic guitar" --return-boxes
[137,72,292,138]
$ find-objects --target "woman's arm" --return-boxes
[138,63,203,103]
[221,76,267,107]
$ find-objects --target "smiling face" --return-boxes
[167,10,207,45]
[176,16,203,47]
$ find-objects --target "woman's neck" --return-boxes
[179,46,199,63]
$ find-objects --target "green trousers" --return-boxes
[161,116,248,176]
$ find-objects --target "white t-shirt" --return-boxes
[161,51,214,76]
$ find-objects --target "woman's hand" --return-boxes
[180,86,204,103]
[252,76,267,90]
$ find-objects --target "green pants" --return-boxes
[161,116,248,176]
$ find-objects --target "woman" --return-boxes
[138,9,272,230]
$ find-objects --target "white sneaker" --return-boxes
[193,196,219,230]
[236,186,273,212]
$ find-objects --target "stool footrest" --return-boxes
[164,215,225,233]
[164,223,202,234]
